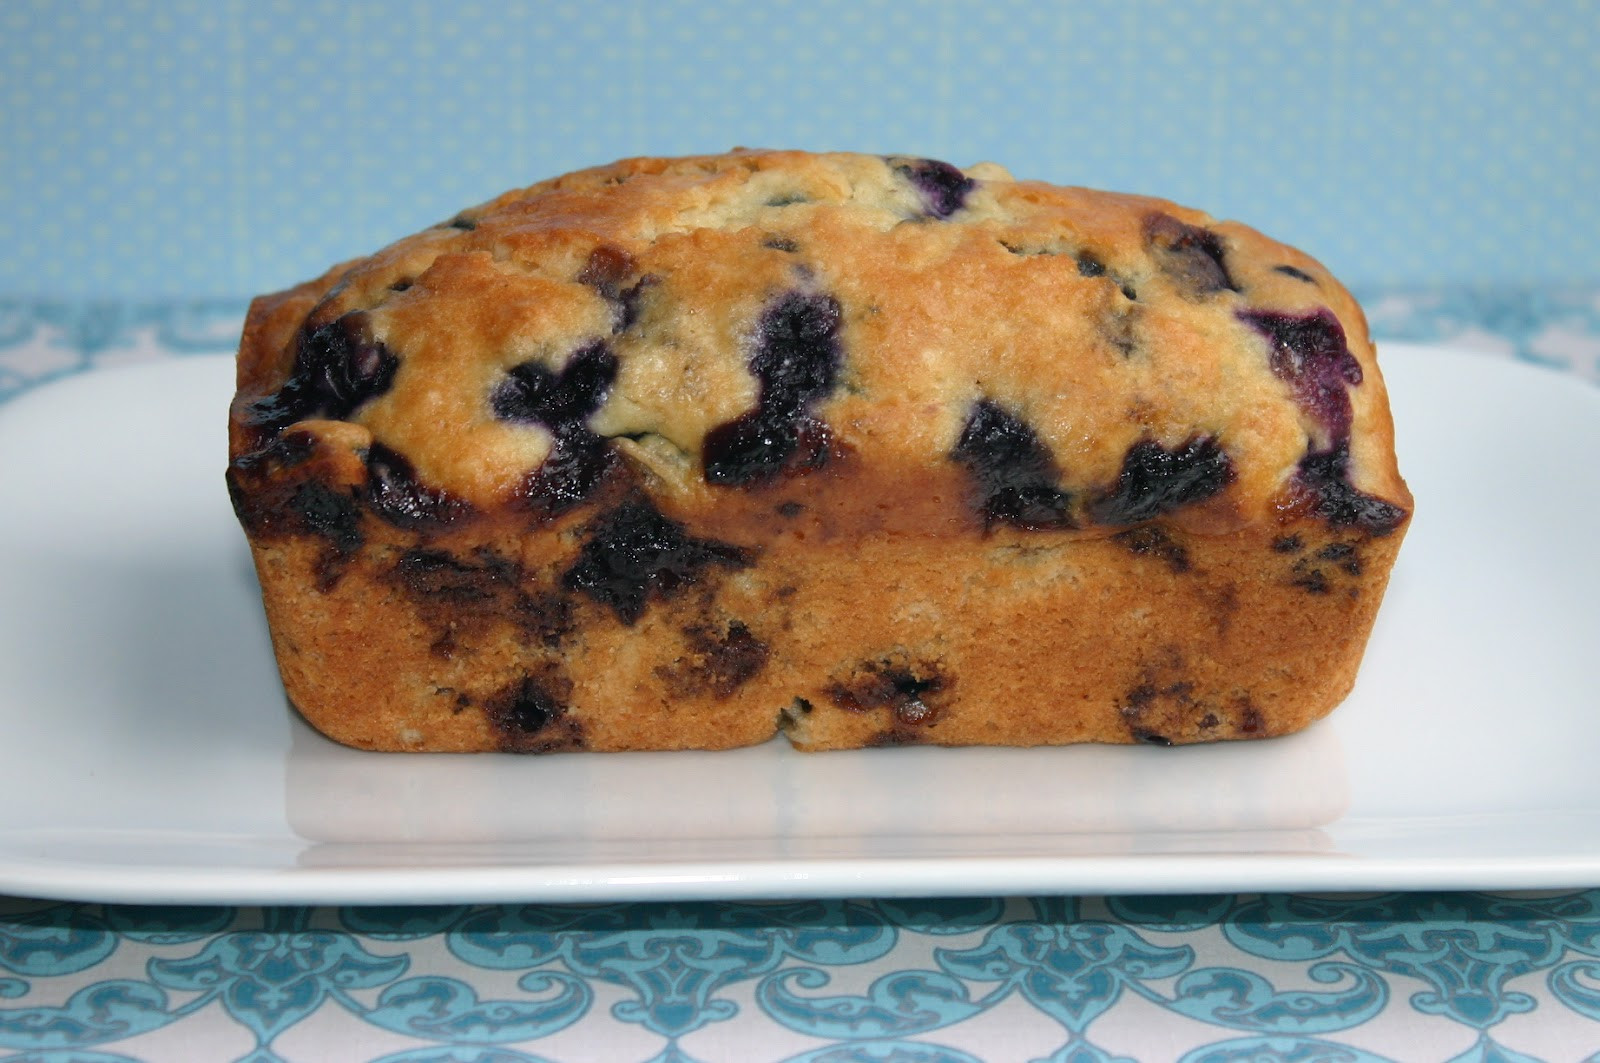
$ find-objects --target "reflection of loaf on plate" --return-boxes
[284,713,1349,850]
[227,150,1411,753]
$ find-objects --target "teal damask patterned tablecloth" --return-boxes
[2,291,1599,1062]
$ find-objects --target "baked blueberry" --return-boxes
[285,480,364,591]
[365,443,470,528]
[245,311,398,437]
[892,157,975,219]
[393,549,509,605]
[502,677,560,731]
[520,440,617,517]
[1089,435,1234,526]
[484,670,583,753]
[577,246,652,332]
[952,399,1074,530]
[1145,213,1237,295]
[826,659,948,726]
[578,245,634,294]
[656,621,771,698]
[563,495,752,624]
[1239,308,1363,439]
[493,341,617,428]
[1112,525,1191,573]
[289,481,362,555]
[704,291,842,485]
[1294,444,1407,536]
[1075,252,1108,278]
[388,549,574,651]
[495,341,620,515]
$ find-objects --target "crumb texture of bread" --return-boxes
[227,149,1411,753]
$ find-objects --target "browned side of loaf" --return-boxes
[239,462,1401,752]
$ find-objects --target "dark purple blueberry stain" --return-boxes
[509,590,577,649]
[255,428,317,469]
[1240,308,1363,441]
[494,340,620,517]
[1272,534,1304,554]
[1291,563,1331,595]
[578,246,652,333]
[766,193,810,207]
[1274,264,1317,284]
[826,659,948,727]
[1317,541,1362,575]
[579,245,633,293]
[892,157,975,219]
[1088,435,1234,526]
[1289,539,1365,595]
[243,311,398,440]
[617,278,654,333]
[226,430,366,588]
[951,399,1075,531]
[430,685,470,711]
[1239,309,1406,536]
[365,442,472,529]
[389,278,414,292]
[1238,700,1265,736]
[287,481,363,590]
[503,680,558,732]
[484,670,584,753]
[1145,213,1238,296]
[703,291,842,486]
[776,500,805,518]
[1104,311,1139,357]
[388,548,573,655]
[1076,252,1107,278]
[656,620,771,698]
[444,214,477,231]
[1112,525,1191,573]
[517,442,619,519]
[288,481,362,552]
[763,236,800,253]
[1122,683,1158,715]
[1119,661,1215,744]
[563,495,752,624]
[503,341,617,424]
[393,548,512,605]
[1072,249,1139,301]
[1293,443,1407,536]
[226,430,319,534]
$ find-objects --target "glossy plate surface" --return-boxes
[0,344,1596,904]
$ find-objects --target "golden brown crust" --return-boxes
[227,150,1410,753]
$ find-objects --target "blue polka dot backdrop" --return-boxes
[1,0,1595,297]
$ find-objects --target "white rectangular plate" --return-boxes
[1,344,1596,904]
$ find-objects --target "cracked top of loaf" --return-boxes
[229,149,1410,541]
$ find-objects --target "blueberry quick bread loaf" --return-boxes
[227,150,1411,753]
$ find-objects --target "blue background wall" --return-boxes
[2,0,1595,298]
